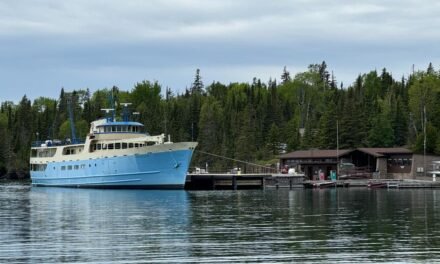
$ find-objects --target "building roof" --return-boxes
[280,147,412,159]
[279,149,352,159]
[356,147,412,157]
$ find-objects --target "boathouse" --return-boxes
[279,148,414,180]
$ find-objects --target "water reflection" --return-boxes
[0,185,190,263]
[1,185,440,263]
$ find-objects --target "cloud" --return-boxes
[0,0,439,101]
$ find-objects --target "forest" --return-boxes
[1,62,440,179]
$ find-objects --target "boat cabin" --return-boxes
[93,121,145,134]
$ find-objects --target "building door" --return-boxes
[307,166,313,180]
[326,166,332,180]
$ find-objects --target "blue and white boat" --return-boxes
[30,107,197,189]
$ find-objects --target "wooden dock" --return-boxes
[185,173,440,190]
[303,180,349,188]
[367,179,440,189]
[185,173,271,190]
[264,174,306,189]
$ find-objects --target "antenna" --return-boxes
[101,108,115,122]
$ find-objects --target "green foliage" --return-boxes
[2,62,440,178]
[267,123,281,155]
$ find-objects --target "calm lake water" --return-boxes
[1,184,440,263]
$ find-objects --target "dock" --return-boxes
[367,179,440,189]
[185,173,271,190]
[185,173,440,190]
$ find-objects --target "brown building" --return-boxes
[279,148,414,180]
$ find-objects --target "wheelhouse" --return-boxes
[95,122,146,134]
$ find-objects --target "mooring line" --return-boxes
[195,150,277,172]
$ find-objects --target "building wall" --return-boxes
[303,164,336,180]
[411,154,440,179]
[377,157,388,178]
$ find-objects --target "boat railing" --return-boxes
[32,139,85,147]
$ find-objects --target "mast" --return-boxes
[67,97,77,144]
[121,103,132,122]
[336,120,339,177]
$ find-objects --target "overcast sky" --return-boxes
[1,0,439,102]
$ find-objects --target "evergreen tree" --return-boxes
[281,66,291,84]
[197,98,224,170]
[191,68,204,95]
[267,123,281,155]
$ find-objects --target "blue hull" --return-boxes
[31,149,193,189]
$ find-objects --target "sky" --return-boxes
[0,0,439,102]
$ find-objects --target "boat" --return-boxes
[367,181,387,188]
[29,104,197,189]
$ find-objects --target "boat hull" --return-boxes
[31,149,194,189]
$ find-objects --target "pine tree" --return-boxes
[281,66,291,84]
[191,68,204,95]
[267,123,281,155]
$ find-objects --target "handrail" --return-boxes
[32,140,85,147]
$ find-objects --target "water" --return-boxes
[1,184,440,263]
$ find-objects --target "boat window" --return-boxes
[105,126,110,133]
[102,144,107,150]
[74,165,79,170]
[129,143,134,148]
[122,143,127,149]
[61,166,66,171]
[32,164,47,171]
[110,126,115,132]
[108,143,114,150]
[135,143,139,148]
[67,165,72,170]
[116,126,121,132]
[115,143,121,149]
[81,164,85,169]
[97,144,102,150]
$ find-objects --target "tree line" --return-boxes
[1,62,440,178]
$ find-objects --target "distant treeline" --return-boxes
[1,62,439,178]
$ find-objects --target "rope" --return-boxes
[195,150,277,172]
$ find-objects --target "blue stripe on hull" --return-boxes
[31,149,193,188]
